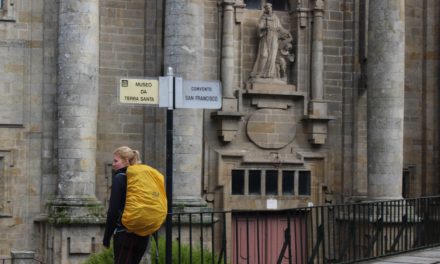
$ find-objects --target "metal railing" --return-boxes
[156,196,440,264]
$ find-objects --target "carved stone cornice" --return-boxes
[313,0,325,11]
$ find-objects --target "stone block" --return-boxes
[308,101,328,117]
[246,133,267,144]
[222,97,238,112]
[309,133,327,145]
[247,81,297,93]
[247,122,274,133]
[211,110,243,142]
[309,122,328,134]
[218,131,236,142]
[0,42,25,126]
[251,97,292,109]
[69,236,92,254]
[218,118,240,131]
[10,250,35,264]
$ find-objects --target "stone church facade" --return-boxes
[0,0,439,263]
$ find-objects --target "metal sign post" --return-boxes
[163,68,174,264]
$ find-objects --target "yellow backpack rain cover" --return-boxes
[121,164,168,236]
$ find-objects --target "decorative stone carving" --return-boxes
[211,110,243,142]
[250,3,294,83]
[246,108,296,149]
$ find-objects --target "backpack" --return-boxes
[121,164,168,236]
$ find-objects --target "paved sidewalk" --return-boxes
[359,246,440,263]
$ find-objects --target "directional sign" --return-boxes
[118,71,222,264]
[174,78,222,109]
[119,78,159,105]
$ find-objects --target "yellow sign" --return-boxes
[119,78,159,105]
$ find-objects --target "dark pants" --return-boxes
[113,231,149,264]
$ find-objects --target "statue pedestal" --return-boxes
[34,197,106,264]
[245,81,304,109]
[48,197,105,225]
[246,80,297,94]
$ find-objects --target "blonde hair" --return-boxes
[113,146,142,165]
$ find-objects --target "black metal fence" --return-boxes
[158,196,440,264]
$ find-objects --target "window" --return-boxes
[249,170,261,195]
[0,0,3,9]
[298,171,311,195]
[244,0,289,11]
[265,170,278,195]
[268,0,289,11]
[230,168,311,197]
[244,0,261,9]
[282,170,294,195]
[232,170,245,195]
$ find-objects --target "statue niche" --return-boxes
[250,3,294,84]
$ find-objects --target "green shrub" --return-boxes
[150,236,218,264]
[83,236,219,264]
[83,245,113,264]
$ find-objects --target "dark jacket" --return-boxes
[103,167,127,247]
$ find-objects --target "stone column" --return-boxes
[221,1,234,99]
[211,0,243,143]
[307,0,331,145]
[367,0,405,200]
[47,1,104,263]
[310,0,324,101]
[52,0,103,217]
[164,0,206,208]
[293,0,310,94]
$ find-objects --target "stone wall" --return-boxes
[0,0,45,258]
[324,0,353,199]
[97,0,149,205]
[0,0,439,263]
[404,0,440,196]
[205,1,332,213]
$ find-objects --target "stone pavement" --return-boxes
[359,246,440,263]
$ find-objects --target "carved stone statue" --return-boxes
[250,3,294,82]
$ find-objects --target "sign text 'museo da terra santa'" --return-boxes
[119,78,159,105]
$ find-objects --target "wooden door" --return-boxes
[232,213,307,264]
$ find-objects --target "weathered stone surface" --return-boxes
[0,42,25,125]
[367,0,405,200]
[1,0,440,263]
[164,1,206,208]
[246,108,296,149]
